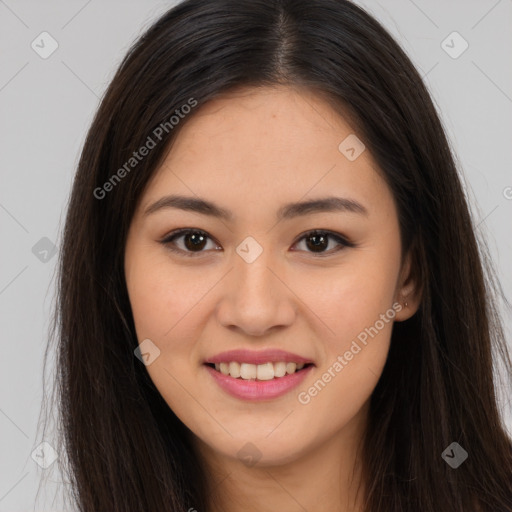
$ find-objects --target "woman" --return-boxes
[43,0,512,510]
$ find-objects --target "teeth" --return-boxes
[220,362,229,375]
[211,361,309,380]
[274,361,287,377]
[229,361,241,378]
[256,362,274,380]
[240,362,257,379]
[286,362,296,374]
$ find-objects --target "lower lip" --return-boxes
[204,364,314,401]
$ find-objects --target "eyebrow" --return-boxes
[143,194,368,221]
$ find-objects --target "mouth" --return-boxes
[203,360,315,401]
[204,361,314,381]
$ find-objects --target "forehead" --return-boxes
[141,85,390,219]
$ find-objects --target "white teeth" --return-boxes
[211,361,309,380]
[229,361,241,378]
[256,362,274,380]
[240,363,257,379]
[286,362,297,374]
[273,361,287,378]
[219,362,230,375]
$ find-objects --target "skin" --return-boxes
[124,85,420,512]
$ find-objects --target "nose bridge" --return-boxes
[234,243,281,309]
[234,233,279,295]
[216,240,295,335]
[238,250,275,296]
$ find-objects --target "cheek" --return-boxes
[126,250,207,341]
[125,255,210,422]
[126,252,216,400]
[299,254,399,345]
[294,279,395,428]
[294,249,399,404]
[127,275,169,341]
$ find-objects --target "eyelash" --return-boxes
[159,228,355,258]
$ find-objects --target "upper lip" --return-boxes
[204,349,314,366]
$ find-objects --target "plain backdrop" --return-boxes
[1,1,511,510]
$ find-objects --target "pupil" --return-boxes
[307,233,327,252]
[185,232,206,251]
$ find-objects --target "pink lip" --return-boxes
[204,349,314,365]
[204,364,314,401]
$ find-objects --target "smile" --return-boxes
[204,362,314,401]
[207,361,311,380]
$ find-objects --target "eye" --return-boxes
[160,228,221,257]
[160,228,354,257]
[292,229,354,255]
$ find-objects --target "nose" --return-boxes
[215,248,297,337]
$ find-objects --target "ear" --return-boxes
[393,247,422,322]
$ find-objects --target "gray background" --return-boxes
[1,1,511,510]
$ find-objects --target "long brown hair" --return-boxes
[40,0,512,510]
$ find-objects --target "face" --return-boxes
[124,85,417,468]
